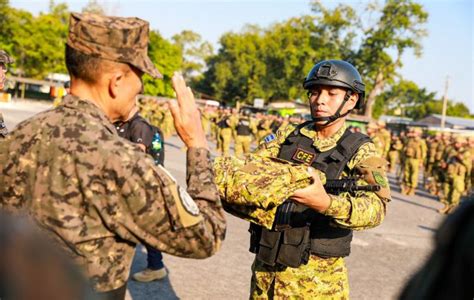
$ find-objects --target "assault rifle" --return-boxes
[324,177,381,195]
[274,178,381,231]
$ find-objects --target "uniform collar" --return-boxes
[300,123,347,152]
[60,94,117,134]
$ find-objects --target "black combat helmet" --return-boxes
[303,60,365,110]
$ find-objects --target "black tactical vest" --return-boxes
[236,117,252,136]
[249,123,371,266]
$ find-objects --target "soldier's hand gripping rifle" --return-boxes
[323,177,381,195]
[274,177,381,230]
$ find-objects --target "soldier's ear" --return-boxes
[108,71,125,99]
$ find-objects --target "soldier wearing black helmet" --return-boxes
[246,60,391,298]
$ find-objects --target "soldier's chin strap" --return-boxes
[310,90,353,126]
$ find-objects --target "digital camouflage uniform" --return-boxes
[214,155,317,229]
[217,123,391,299]
[0,13,226,294]
[0,49,14,138]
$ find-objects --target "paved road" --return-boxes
[1,101,446,300]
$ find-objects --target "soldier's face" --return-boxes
[308,85,357,124]
[0,63,6,90]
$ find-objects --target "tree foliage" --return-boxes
[374,79,471,119]
[172,30,213,79]
[0,0,182,96]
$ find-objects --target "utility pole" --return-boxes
[440,76,449,129]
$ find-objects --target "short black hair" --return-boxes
[65,45,103,83]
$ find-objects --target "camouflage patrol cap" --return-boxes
[67,13,162,79]
[0,50,14,64]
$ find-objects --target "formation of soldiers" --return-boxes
[366,121,473,214]
[201,107,305,157]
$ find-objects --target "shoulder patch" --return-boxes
[151,132,162,151]
[178,186,200,216]
[264,134,276,143]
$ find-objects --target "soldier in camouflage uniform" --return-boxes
[388,134,403,173]
[366,122,384,157]
[216,60,390,299]
[438,136,471,214]
[0,49,13,139]
[401,128,424,196]
[376,121,391,158]
[0,13,226,299]
[234,110,256,157]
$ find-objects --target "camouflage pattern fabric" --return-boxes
[251,255,349,299]
[0,112,8,138]
[214,155,320,229]
[0,95,226,292]
[0,49,14,64]
[246,122,390,298]
[67,13,162,78]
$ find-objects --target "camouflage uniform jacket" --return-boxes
[0,112,8,138]
[254,123,390,230]
[0,95,226,292]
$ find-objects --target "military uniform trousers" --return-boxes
[235,135,252,157]
[403,158,420,188]
[388,150,399,173]
[443,175,465,208]
[250,255,349,300]
[219,128,233,156]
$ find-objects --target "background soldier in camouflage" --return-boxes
[216,60,390,299]
[234,110,255,157]
[366,122,384,157]
[0,49,13,139]
[401,127,424,195]
[438,136,471,214]
[376,120,391,159]
[388,134,403,173]
[0,13,226,299]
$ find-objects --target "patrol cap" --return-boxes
[67,13,162,79]
[0,50,13,64]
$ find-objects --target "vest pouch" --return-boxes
[256,229,282,266]
[275,226,311,268]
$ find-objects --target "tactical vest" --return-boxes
[236,117,252,136]
[115,113,165,166]
[217,116,230,129]
[249,124,371,267]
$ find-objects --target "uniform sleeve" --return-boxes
[99,147,226,259]
[253,124,296,157]
[323,142,391,230]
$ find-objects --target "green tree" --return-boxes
[143,30,183,97]
[172,30,213,79]
[354,0,428,119]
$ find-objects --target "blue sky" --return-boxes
[10,0,474,112]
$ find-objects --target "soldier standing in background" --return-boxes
[217,108,233,156]
[234,110,255,157]
[366,122,384,157]
[114,104,169,282]
[0,13,226,299]
[0,49,13,139]
[377,120,391,159]
[438,136,471,214]
[401,127,424,196]
[388,134,403,173]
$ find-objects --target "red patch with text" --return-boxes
[292,148,316,165]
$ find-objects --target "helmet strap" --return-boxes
[311,90,353,126]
